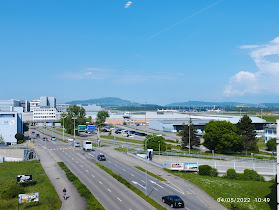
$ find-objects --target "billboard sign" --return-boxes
[78,125,86,131]
[17,175,33,183]
[171,163,184,170]
[87,125,95,131]
[18,193,39,203]
[184,163,198,171]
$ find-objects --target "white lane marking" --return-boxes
[76,161,78,164]
[86,170,89,173]
[131,174,134,177]
[107,189,111,192]
[185,207,191,210]
[62,151,64,153]
[72,158,74,160]
[122,169,126,171]
[114,164,118,167]
[99,181,102,184]
[108,160,111,163]
[150,180,163,188]
[80,165,83,168]
[117,197,122,202]
[141,180,145,183]
[65,152,67,155]
[132,181,146,189]
[92,175,95,178]
[154,188,158,191]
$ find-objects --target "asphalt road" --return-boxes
[32,129,155,210]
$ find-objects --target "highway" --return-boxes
[32,130,155,210]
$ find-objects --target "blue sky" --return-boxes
[1,0,279,105]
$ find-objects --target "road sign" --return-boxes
[78,125,86,131]
[87,125,95,131]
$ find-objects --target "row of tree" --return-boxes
[180,115,258,154]
[60,105,110,135]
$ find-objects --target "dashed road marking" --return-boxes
[99,181,102,184]
[122,169,126,171]
[92,175,95,178]
[107,189,111,192]
[117,197,122,202]
[131,174,134,177]
[80,165,83,168]
[86,170,89,173]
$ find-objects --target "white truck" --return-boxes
[83,141,93,151]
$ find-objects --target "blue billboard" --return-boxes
[87,125,95,131]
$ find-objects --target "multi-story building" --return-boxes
[19,100,30,112]
[0,99,21,112]
[263,124,277,143]
[0,107,23,145]
[40,96,56,108]
[33,108,57,122]
[30,100,40,112]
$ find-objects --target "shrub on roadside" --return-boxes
[226,169,237,179]
[198,165,212,176]
[209,168,218,177]
[243,169,264,181]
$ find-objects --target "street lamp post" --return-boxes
[158,141,160,155]
[145,134,162,197]
[261,109,263,119]
[240,109,242,117]
[62,116,66,142]
[189,117,191,154]
[72,117,77,140]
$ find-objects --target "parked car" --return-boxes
[115,130,121,134]
[67,138,74,142]
[162,195,184,208]
[51,136,56,141]
[101,129,109,132]
[97,154,106,161]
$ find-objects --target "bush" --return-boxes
[198,165,212,176]
[266,138,276,151]
[226,169,237,179]
[236,173,245,180]
[166,145,172,150]
[243,169,264,181]
[210,168,218,177]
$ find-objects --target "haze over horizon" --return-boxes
[1,1,279,105]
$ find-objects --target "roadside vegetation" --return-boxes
[95,163,166,210]
[134,166,166,181]
[260,115,279,123]
[165,168,276,210]
[101,135,144,144]
[58,162,104,210]
[0,161,61,210]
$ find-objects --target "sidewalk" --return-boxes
[100,146,226,210]
[35,147,87,210]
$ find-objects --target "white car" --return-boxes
[67,138,74,142]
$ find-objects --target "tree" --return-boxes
[96,110,110,125]
[15,132,24,143]
[180,121,200,149]
[203,120,243,154]
[236,115,257,155]
[266,138,276,152]
[60,105,89,135]
[23,123,29,132]
[0,134,4,144]
[144,135,166,152]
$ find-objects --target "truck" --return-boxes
[83,141,92,151]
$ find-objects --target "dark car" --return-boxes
[162,195,184,208]
[129,130,136,134]
[36,134,40,137]
[115,130,121,134]
[42,137,48,141]
[97,154,106,161]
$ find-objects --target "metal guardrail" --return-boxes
[127,152,163,168]
[130,150,276,164]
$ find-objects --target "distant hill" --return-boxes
[166,101,257,108]
[66,97,141,107]
[260,103,279,108]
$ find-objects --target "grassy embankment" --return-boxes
[58,162,104,210]
[95,163,166,210]
[0,161,61,209]
[165,169,276,210]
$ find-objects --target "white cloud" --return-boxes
[224,36,279,96]
[125,1,132,8]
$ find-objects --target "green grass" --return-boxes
[95,163,166,210]
[0,161,61,210]
[134,166,166,181]
[100,135,144,144]
[259,115,279,123]
[257,141,266,148]
[114,148,136,152]
[58,162,104,210]
[164,169,276,210]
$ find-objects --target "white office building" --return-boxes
[40,96,56,108]
[30,100,40,112]
[263,124,277,143]
[0,109,23,145]
[33,108,57,122]
[0,99,21,112]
